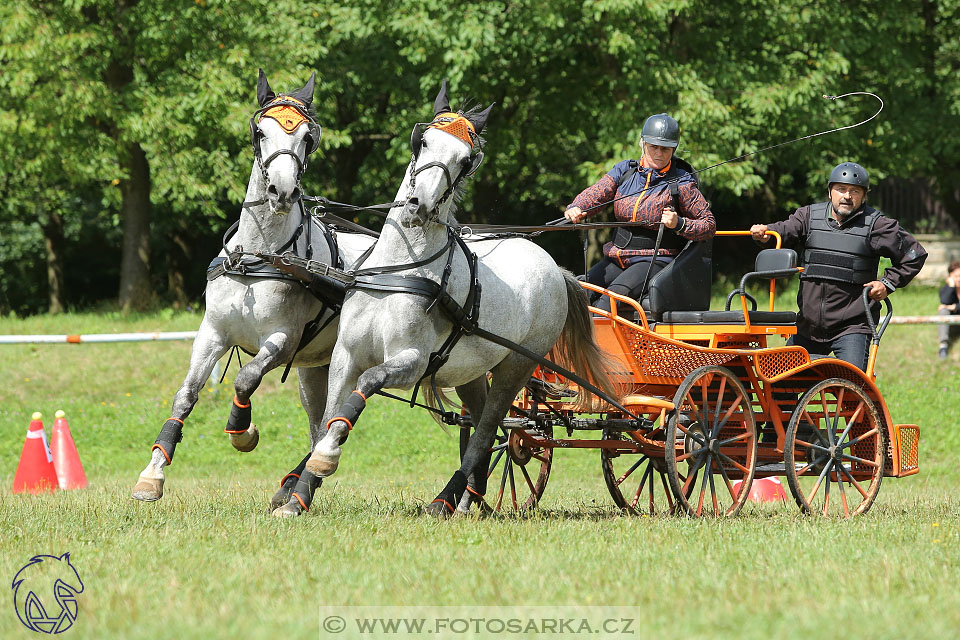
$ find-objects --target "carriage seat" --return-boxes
[637,238,713,320]
[658,248,800,326]
[660,309,797,324]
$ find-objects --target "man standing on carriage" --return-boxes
[751,162,927,371]
[563,113,716,309]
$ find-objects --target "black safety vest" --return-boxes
[801,202,881,285]
[611,158,694,252]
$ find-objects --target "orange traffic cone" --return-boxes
[51,409,87,490]
[732,477,787,503]
[12,412,59,494]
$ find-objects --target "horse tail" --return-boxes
[422,385,462,435]
[550,270,622,410]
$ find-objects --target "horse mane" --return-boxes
[439,101,488,221]
[458,101,488,148]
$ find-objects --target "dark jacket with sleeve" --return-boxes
[566,159,715,268]
[940,284,960,313]
[768,202,927,340]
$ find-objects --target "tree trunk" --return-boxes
[333,140,374,205]
[42,208,66,314]
[167,223,191,310]
[118,141,152,311]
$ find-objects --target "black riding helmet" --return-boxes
[828,162,870,191]
[641,113,680,148]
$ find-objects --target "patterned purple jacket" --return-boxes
[567,159,715,268]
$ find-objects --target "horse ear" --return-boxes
[291,71,316,106]
[467,103,495,135]
[433,78,451,116]
[257,68,276,107]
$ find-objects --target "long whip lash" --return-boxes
[561,91,885,220]
[690,91,884,177]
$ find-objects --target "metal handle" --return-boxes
[725,290,757,311]
[862,287,893,344]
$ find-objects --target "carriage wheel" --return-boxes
[600,415,678,516]
[462,425,552,514]
[784,378,885,518]
[664,366,758,517]
[488,426,552,513]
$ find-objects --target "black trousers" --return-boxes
[585,256,672,312]
[788,332,871,372]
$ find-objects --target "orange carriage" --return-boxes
[480,232,920,518]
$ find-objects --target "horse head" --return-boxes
[403,79,493,227]
[250,69,321,215]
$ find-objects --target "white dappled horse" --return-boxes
[131,70,375,508]
[273,81,617,517]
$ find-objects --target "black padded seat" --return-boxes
[660,310,797,325]
[639,238,713,320]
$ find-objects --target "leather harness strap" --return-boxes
[348,234,640,420]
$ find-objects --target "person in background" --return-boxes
[750,161,927,371]
[564,113,715,310]
[938,260,960,359]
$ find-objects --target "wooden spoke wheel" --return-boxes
[462,425,552,514]
[784,378,885,518]
[665,366,758,517]
[600,415,678,516]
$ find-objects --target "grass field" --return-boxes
[2,287,959,639]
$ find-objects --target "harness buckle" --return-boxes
[459,226,473,237]
[305,259,329,276]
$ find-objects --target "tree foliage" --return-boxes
[1,0,958,314]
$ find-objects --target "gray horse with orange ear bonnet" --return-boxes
[273,80,618,517]
[131,69,376,509]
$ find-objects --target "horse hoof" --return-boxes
[423,501,455,519]
[131,476,164,502]
[272,500,304,518]
[305,453,339,477]
[269,486,294,512]
[229,424,259,452]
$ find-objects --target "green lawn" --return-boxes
[1,286,958,639]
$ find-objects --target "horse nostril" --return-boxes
[408,197,419,207]
[290,187,301,203]
[267,184,279,198]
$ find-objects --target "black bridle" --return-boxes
[406,114,485,215]
[214,98,329,276]
[244,95,322,209]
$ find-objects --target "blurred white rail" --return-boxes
[888,316,960,324]
[0,331,198,344]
